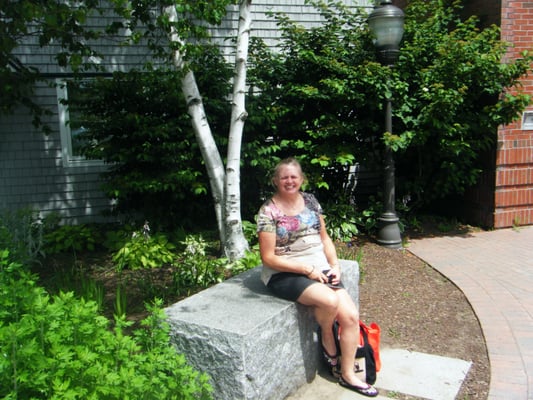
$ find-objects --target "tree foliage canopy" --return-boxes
[0,0,236,127]
[245,0,531,210]
[394,0,531,204]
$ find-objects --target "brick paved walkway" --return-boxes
[408,226,533,400]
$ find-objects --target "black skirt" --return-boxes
[267,272,344,301]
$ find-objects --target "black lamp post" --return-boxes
[368,0,404,249]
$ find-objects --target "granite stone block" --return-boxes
[165,259,359,400]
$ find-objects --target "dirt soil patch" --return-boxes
[354,232,489,399]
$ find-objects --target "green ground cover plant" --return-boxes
[0,212,269,399]
[0,249,212,400]
[40,225,262,318]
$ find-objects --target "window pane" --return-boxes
[67,81,91,157]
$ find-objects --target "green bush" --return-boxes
[323,198,360,242]
[113,232,177,272]
[246,0,531,216]
[0,249,213,399]
[71,46,233,231]
[43,224,100,255]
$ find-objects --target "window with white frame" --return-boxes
[56,78,103,167]
[522,111,533,130]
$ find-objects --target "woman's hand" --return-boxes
[326,265,341,286]
[306,266,327,283]
[306,266,340,285]
[306,266,319,281]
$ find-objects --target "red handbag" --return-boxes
[359,321,381,372]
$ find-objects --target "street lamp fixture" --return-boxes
[368,0,404,249]
[368,0,405,66]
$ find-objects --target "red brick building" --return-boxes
[494,1,533,228]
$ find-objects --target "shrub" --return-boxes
[0,249,213,399]
[71,48,232,231]
[323,197,360,242]
[42,224,100,255]
[113,230,177,272]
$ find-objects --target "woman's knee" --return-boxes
[315,291,340,315]
[336,301,359,327]
[339,309,359,327]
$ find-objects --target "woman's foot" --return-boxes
[339,375,379,397]
[317,325,340,377]
[321,347,340,378]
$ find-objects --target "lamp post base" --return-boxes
[376,212,402,249]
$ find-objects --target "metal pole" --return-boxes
[376,95,402,248]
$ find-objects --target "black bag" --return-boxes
[355,324,377,385]
[320,321,377,385]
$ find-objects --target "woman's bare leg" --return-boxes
[298,283,339,357]
[335,289,369,387]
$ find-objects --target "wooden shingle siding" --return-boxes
[14,4,154,74]
[0,82,112,224]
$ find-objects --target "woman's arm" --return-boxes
[319,215,341,283]
[319,215,339,267]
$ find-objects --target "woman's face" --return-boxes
[274,164,304,196]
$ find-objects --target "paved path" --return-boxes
[408,226,533,400]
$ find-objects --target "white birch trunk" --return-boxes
[164,3,252,260]
[224,0,252,260]
[164,5,226,244]
[182,70,226,242]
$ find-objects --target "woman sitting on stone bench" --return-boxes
[256,157,378,398]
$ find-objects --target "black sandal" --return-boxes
[322,347,341,378]
[339,376,379,397]
[317,324,340,378]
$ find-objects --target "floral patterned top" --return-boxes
[257,192,323,254]
[257,192,329,284]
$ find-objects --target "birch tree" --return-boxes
[164,1,251,260]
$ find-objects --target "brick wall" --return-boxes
[494,0,533,228]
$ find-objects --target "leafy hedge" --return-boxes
[0,249,213,400]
